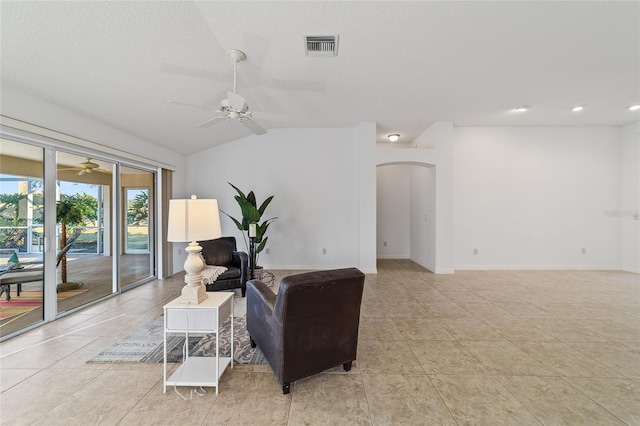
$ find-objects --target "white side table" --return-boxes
[163,292,234,394]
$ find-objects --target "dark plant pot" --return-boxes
[252,266,264,280]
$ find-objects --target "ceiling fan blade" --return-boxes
[240,118,267,135]
[227,91,246,111]
[250,111,291,122]
[197,116,227,128]
[168,100,217,111]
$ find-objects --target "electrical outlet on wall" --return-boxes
[322,248,327,255]
[383,241,387,247]
[473,248,478,255]
[265,248,270,255]
[581,248,586,255]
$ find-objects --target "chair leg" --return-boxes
[282,383,291,394]
[343,361,352,372]
[249,336,256,348]
[17,283,21,297]
[0,285,8,301]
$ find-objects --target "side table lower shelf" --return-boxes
[165,356,232,392]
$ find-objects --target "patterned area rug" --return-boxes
[88,286,275,365]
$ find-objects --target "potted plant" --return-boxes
[221,183,277,276]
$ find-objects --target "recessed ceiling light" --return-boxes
[629,104,640,111]
[513,106,528,112]
[572,106,584,112]
[388,134,400,142]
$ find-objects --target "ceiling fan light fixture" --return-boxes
[629,104,640,111]
[388,134,400,143]
[513,106,529,113]
[572,105,584,112]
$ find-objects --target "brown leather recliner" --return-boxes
[198,237,249,296]
[246,268,365,394]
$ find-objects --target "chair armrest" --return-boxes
[232,251,249,282]
[247,279,276,310]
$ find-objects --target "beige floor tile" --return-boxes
[408,340,489,375]
[362,373,456,425]
[203,371,292,425]
[568,342,640,378]
[0,334,102,369]
[513,341,622,377]
[0,367,40,393]
[529,318,612,342]
[32,368,161,425]
[565,377,640,425]
[356,339,424,374]
[287,374,371,425]
[0,368,104,425]
[496,375,626,425]
[392,317,455,341]
[358,318,404,341]
[421,301,475,320]
[482,318,558,342]
[459,340,555,376]
[457,301,517,319]
[440,319,505,341]
[119,379,217,425]
[359,300,388,318]
[430,374,540,425]
[382,300,427,318]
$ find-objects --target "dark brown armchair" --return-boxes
[246,268,365,394]
[198,237,249,297]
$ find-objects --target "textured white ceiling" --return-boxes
[1,1,638,155]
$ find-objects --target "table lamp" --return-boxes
[167,195,222,304]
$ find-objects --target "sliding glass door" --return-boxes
[0,139,46,338]
[56,152,116,314]
[1,136,159,340]
[120,166,155,289]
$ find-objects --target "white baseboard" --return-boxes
[454,264,624,271]
[622,266,640,274]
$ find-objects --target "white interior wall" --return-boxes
[453,126,622,269]
[376,165,411,258]
[184,127,362,271]
[410,165,437,271]
[621,121,640,273]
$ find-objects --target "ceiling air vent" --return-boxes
[305,35,339,57]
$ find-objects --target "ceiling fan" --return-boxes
[170,49,290,135]
[58,158,112,176]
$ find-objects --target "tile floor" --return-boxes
[0,260,638,425]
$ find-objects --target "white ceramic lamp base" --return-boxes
[180,242,208,304]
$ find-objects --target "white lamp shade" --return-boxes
[167,197,222,242]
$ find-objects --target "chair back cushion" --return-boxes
[199,236,237,266]
[272,268,365,383]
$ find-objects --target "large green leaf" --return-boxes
[258,196,274,216]
[228,182,246,200]
[256,236,268,254]
[220,210,244,231]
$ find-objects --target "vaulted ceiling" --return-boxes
[1,1,638,155]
